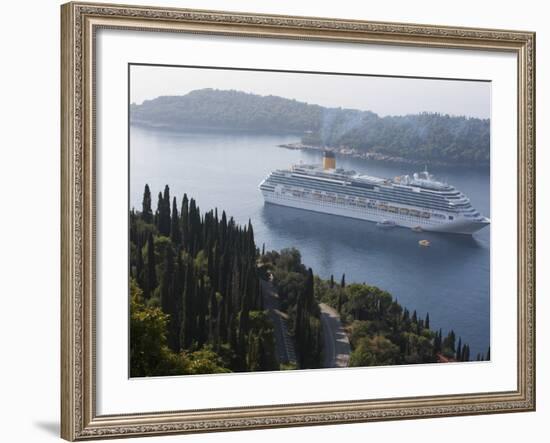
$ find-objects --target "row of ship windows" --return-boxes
[268,177,460,211]
[264,183,476,216]
[275,189,453,220]
[274,186,454,218]
[268,193,447,225]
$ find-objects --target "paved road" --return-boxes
[261,279,296,365]
[319,303,351,368]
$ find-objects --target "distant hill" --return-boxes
[131,89,490,166]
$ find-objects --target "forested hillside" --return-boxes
[259,248,490,367]
[131,88,490,165]
[130,185,488,377]
[130,184,278,376]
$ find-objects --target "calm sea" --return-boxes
[130,125,490,358]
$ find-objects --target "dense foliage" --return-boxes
[315,276,486,365]
[130,184,278,376]
[260,248,487,367]
[130,186,488,376]
[131,88,490,165]
[260,248,323,369]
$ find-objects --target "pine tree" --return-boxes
[141,184,153,223]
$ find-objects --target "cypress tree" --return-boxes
[425,312,430,330]
[456,337,462,361]
[181,261,195,349]
[188,198,198,256]
[434,329,442,354]
[144,232,157,299]
[136,235,144,289]
[155,192,162,231]
[341,273,346,288]
[170,197,181,245]
[197,276,207,346]
[180,194,189,250]
[141,184,153,223]
[157,185,171,237]
[462,344,470,362]
[160,245,179,351]
[208,287,218,343]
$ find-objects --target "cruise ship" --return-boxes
[259,152,489,235]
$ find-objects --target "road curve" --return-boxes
[319,303,351,368]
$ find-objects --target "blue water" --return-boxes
[130,125,490,358]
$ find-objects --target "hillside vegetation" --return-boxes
[131,88,490,165]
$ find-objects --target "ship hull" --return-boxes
[262,191,489,235]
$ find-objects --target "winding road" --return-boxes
[261,279,350,368]
[319,303,351,368]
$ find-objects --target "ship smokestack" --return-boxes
[323,151,336,170]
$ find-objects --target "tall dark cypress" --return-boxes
[180,193,189,250]
[160,245,179,351]
[188,198,197,256]
[157,185,171,237]
[197,275,207,346]
[170,197,181,244]
[144,232,157,299]
[136,235,144,289]
[181,261,195,349]
[141,184,153,223]
[434,329,442,354]
[237,271,251,371]
[294,268,317,369]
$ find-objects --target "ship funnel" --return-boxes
[323,151,336,170]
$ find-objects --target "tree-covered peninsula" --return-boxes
[130,185,487,377]
[131,89,490,166]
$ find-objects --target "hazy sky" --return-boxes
[130,65,491,119]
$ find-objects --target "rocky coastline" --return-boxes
[278,142,489,168]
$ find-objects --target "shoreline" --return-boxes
[278,142,490,169]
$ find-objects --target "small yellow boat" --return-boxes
[418,239,431,247]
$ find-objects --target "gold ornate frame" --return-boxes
[61,1,536,440]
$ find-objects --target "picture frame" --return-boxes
[61,1,536,440]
